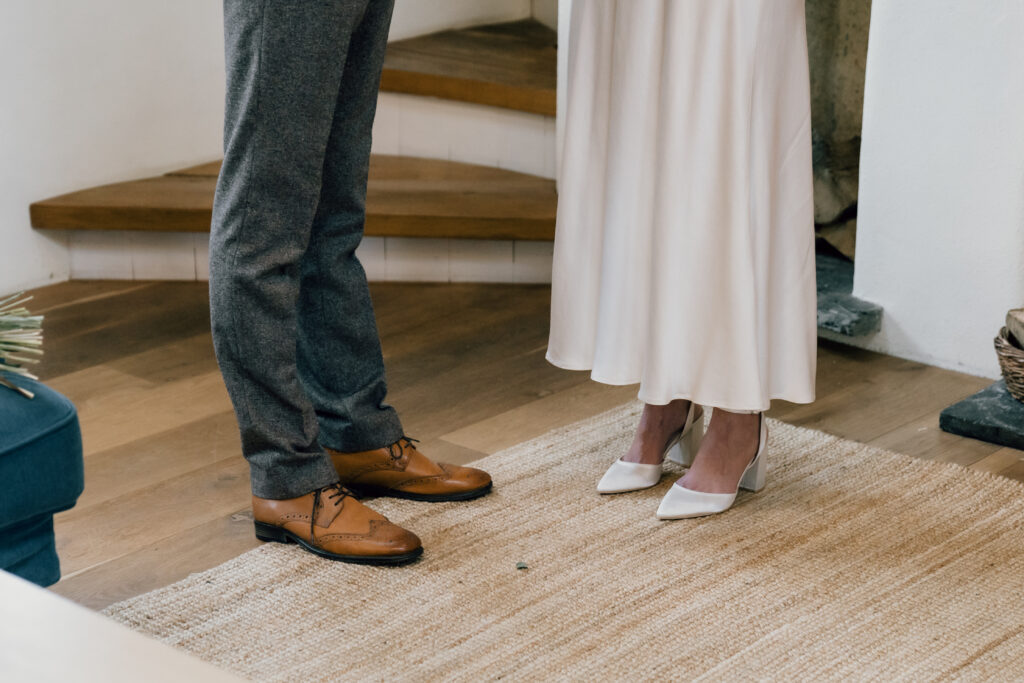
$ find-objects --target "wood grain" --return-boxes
[35,282,212,379]
[26,281,151,314]
[30,155,556,240]
[71,411,240,511]
[442,380,640,455]
[54,457,251,576]
[382,19,557,116]
[868,412,1002,467]
[769,347,991,443]
[51,508,260,610]
[68,370,230,457]
[968,447,1024,483]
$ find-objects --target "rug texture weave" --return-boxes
[104,405,1024,681]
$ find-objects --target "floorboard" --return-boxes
[51,507,260,610]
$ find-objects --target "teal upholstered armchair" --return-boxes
[0,373,84,586]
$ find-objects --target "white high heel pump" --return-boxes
[597,402,704,494]
[656,413,768,520]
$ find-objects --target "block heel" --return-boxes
[666,409,704,466]
[739,442,768,492]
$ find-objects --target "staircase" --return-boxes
[29,12,882,340]
[31,18,558,284]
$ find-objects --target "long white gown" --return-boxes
[547,0,818,412]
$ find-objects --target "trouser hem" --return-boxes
[317,411,405,454]
[249,458,340,500]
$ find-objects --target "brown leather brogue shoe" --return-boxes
[327,437,493,502]
[252,482,422,565]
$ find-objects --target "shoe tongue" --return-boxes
[314,488,347,527]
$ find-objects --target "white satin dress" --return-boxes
[547,0,818,412]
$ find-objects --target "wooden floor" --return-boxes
[27,280,1022,610]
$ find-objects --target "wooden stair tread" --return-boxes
[31,155,557,241]
[381,19,556,116]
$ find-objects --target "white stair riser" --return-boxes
[69,231,199,281]
[389,0,532,41]
[373,93,556,179]
[66,231,552,284]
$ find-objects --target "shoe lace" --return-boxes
[386,436,420,461]
[310,482,353,544]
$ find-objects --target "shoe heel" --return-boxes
[664,440,684,465]
[254,521,290,544]
[666,414,704,466]
[738,417,768,493]
[739,455,766,492]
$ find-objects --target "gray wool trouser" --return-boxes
[209,0,403,500]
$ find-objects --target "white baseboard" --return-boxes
[372,93,556,180]
[68,231,198,281]
[371,237,553,284]
[64,231,552,284]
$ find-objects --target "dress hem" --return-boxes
[545,353,815,413]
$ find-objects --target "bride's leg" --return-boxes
[621,399,692,464]
[677,409,761,492]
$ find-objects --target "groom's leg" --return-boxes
[210,0,373,499]
[210,0,423,566]
[296,0,404,452]
[295,2,493,503]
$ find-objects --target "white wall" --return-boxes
[0,0,540,296]
[0,1,226,295]
[532,0,559,30]
[390,0,530,40]
[853,0,1024,378]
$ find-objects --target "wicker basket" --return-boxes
[995,327,1024,402]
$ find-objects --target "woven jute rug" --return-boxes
[104,404,1024,682]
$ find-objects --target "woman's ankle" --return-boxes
[677,409,760,491]
[622,399,692,463]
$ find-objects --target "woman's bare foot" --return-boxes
[677,409,760,493]
[621,399,692,465]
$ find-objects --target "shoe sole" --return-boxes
[253,522,423,566]
[598,482,658,495]
[348,481,493,503]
